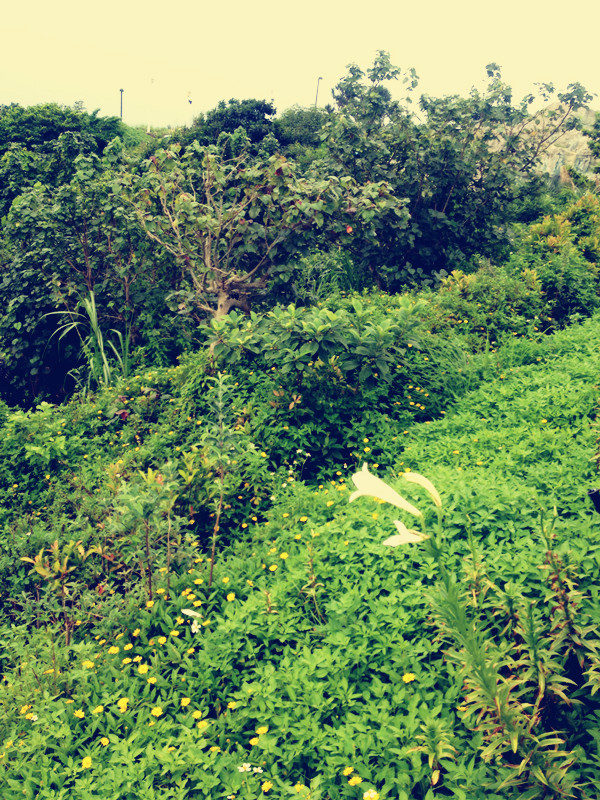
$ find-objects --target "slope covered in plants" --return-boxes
[1,313,598,799]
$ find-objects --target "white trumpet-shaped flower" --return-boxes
[382,519,430,546]
[182,608,202,618]
[402,471,442,509]
[349,463,422,517]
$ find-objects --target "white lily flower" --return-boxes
[402,471,442,509]
[349,463,422,517]
[383,519,430,546]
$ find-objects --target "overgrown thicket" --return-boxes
[1,54,600,799]
[0,310,599,799]
[1,53,598,403]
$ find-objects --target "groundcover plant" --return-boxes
[0,312,599,799]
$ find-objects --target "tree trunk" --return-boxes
[215,289,251,318]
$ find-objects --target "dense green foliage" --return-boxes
[0,311,599,798]
[0,103,124,218]
[316,53,592,284]
[181,99,277,151]
[1,55,600,798]
[0,58,597,402]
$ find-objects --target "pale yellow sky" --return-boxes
[3,0,599,127]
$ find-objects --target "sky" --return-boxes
[3,0,600,129]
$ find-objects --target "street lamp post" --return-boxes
[120,89,124,120]
[315,76,322,109]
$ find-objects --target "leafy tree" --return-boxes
[0,102,123,157]
[317,53,593,286]
[0,145,185,399]
[0,103,124,217]
[331,49,417,129]
[181,98,276,150]
[273,105,331,167]
[274,106,330,148]
[127,140,409,317]
[584,111,600,173]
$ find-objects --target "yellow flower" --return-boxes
[343,766,354,776]
[256,725,268,735]
[81,756,92,769]
[20,705,32,715]
[209,745,221,752]
[157,636,167,645]
[123,643,133,651]
[268,564,278,572]
[249,737,259,746]
[295,784,305,793]
[227,701,237,709]
[108,646,119,655]
[402,672,416,683]
[222,577,230,584]
[170,630,180,637]
[261,781,273,793]
[181,697,191,707]
[146,600,154,609]
[150,706,163,717]
[363,791,380,800]
[132,628,140,637]
[197,719,209,730]
[74,709,85,719]
[122,657,132,665]
[279,552,289,560]
[92,705,104,714]
[299,516,308,522]
[82,660,95,669]
[116,698,129,713]
[100,737,109,746]
[226,593,235,602]
[147,677,157,684]
[137,664,149,674]
[348,776,363,785]
[192,710,203,719]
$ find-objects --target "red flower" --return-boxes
[346,225,353,234]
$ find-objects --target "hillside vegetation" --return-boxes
[1,52,600,799]
[0,312,599,799]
